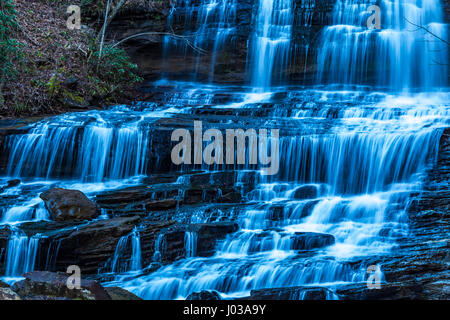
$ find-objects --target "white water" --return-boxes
[317,0,448,90]
[0,0,448,300]
[249,0,293,88]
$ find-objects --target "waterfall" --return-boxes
[316,0,448,90]
[5,231,40,277]
[111,236,128,273]
[0,0,448,301]
[275,130,441,194]
[249,0,293,88]
[5,112,149,182]
[106,89,447,299]
[130,228,142,271]
[184,231,198,257]
[110,227,142,273]
[1,198,49,223]
[152,234,165,262]
[163,0,238,81]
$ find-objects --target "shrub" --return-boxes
[90,44,142,86]
[0,0,22,81]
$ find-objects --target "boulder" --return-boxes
[0,287,21,300]
[186,290,222,300]
[12,271,111,300]
[40,188,99,221]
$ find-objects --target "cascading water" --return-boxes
[110,227,142,273]
[248,0,293,88]
[163,0,238,81]
[5,114,150,181]
[101,89,448,300]
[317,0,448,90]
[0,0,448,300]
[184,231,198,257]
[4,230,40,277]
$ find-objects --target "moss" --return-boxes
[61,89,86,104]
[46,74,62,96]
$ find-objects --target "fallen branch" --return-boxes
[111,32,208,55]
[404,17,450,46]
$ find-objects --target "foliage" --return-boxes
[0,0,23,81]
[89,44,142,86]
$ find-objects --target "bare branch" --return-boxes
[404,17,450,46]
[111,32,208,55]
[98,0,111,60]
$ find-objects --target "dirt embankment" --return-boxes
[0,0,170,119]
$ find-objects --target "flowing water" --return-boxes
[0,0,448,299]
[163,0,238,81]
[317,0,448,90]
[249,0,293,88]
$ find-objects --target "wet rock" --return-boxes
[249,286,335,300]
[218,189,242,203]
[183,187,242,204]
[40,188,99,222]
[0,224,12,239]
[14,220,79,238]
[336,281,427,300]
[122,220,179,267]
[12,271,111,300]
[182,188,217,204]
[189,172,236,188]
[189,222,239,257]
[186,290,222,300]
[267,205,285,221]
[292,185,318,200]
[0,225,12,269]
[41,216,141,274]
[291,232,335,250]
[154,224,186,263]
[105,287,143,300]
[95,185,180,216]
[145,199,178,211]
[6,179,21,188]
[0,287,21,300]
[142,262,162,275]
